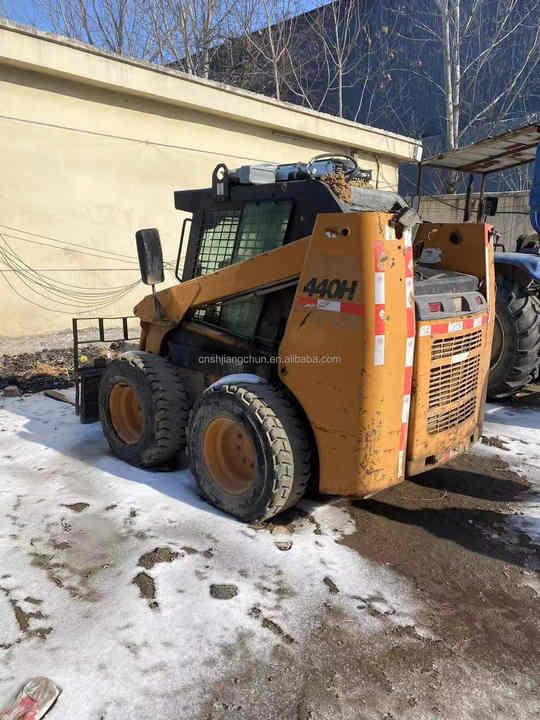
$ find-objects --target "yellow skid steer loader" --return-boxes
[75,157,495,521]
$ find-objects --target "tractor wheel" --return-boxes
[488,276,540,400]
[188,381,312,522]
[99,351,190,467]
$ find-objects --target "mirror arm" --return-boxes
[151,284,165,321]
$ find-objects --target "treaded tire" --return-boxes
[99,351,190,467]
[188,381,312,522]
[488,276,540,400]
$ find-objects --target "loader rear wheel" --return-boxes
[188,381,312,521]
[488,276,540,400]
[99,351,190,467]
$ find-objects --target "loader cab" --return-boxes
[171,161,412,356]
[174,168,343,283]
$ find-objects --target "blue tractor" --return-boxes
[417,124,540,399]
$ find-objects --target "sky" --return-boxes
[0,0,328,34]
[1,0,51,28]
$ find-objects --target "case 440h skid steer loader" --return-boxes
[75,156,495,522]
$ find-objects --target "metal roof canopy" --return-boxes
[421,123,540,174]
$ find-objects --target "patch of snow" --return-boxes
[480,402,540,546]
[207,373,267,390]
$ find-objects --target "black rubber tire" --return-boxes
[99,351,190,467]
[488,276,540,400]
[188,381,312,522]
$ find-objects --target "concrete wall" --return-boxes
[0,20,421,337]
[419,192,534,251]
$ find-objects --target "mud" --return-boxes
[322,576,339,594]
[138,547,179,570]
[61,502,90,513]
[132,572,157,608]
[248,606,295,645]
[0,339,137,394]
[210,584,239,600]
[197,451,539,720]
[335,454,540,718]
[0,584,52,646]
[481,434,510,450]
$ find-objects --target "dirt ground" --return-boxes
[0,328,137,393]
[200,456,539,720]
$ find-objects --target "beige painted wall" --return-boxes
[0,20,420,337]
[419,192,534,251]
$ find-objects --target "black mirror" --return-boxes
[135,228,164,285]
[483,196,498,216]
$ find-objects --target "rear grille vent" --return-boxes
[432,330,482,360]
[429,355,481,409]
[427,397,476,434]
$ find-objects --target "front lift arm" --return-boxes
[134,237,309,354]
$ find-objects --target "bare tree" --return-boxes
[304,0,371,118]
[227,0,398,124]
[36,0,155,58]
[389,0,540,153]
[233,0,301,102]
[147,0,241,77]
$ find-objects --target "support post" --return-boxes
[464,174,474,222]
[477,174,487,222]
[414,162,423,212]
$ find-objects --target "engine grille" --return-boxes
[431,329,482,360]
[427,396,476,434]
[429,355,481,409]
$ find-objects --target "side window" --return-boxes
[220,295,264,338]
[194,201,292,277]
[234,200,292,263]
[192,200,293,337]
[196,209,241,276]
[193,294,263,340]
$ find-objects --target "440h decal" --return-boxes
[297,277,363,316]
[302,277,359,301]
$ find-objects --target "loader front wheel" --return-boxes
[99,351,189,467]
[188,382,312,522]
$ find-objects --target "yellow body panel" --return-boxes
[278,213,409,495]
[408,223,495,475]
[134,217,495,498]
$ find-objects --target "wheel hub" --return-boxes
[203,417,257,494]
[108,383,143,444]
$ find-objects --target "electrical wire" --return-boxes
[0,232,142,314]
[0,229,175,271]
[0,223,141,264]
[0,268,138,315]
[0,236,137,293]
[0,236,137,303]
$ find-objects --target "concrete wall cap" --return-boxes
[0,18,421,161]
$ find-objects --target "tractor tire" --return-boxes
[99,351,190,467]
[488,276,540,400]
[188,381,312,522]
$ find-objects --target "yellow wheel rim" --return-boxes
[108,383,144,444]
[203,417,257,494]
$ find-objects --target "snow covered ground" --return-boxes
[482,402,540,542]
[0,392,538,719]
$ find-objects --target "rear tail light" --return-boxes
[428,302,442,312]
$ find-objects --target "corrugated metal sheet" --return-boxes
[422,124,540,173]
